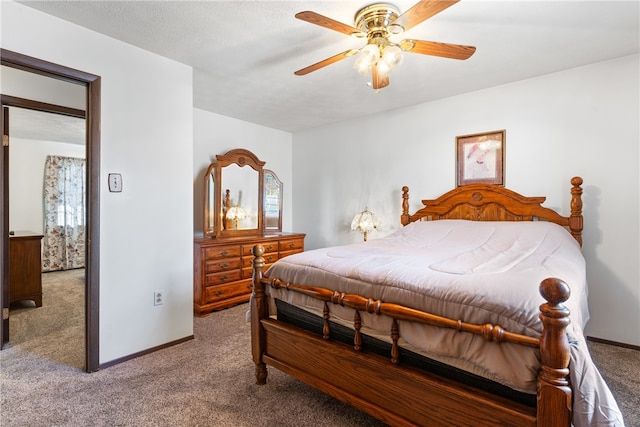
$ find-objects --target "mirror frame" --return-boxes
[263,169,283,233]
[203,148,265,238]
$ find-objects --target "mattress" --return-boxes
[264,220,624,426]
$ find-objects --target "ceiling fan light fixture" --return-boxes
[294,1,475,92]
[376,61,392,79]
[360,43,381,65]
[354,55,372,75]
[381,45,403,69]
[354,43,380,74]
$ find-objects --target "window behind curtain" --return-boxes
[42,155,86,272]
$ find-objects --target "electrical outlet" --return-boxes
[154,290,164,306]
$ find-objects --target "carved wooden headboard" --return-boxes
[401,177,584,246]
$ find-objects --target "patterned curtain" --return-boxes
[42,155,86,272]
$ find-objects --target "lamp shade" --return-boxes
[351,209,377,241]
[225,205,246,230]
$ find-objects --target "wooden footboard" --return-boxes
[250,246,572,426]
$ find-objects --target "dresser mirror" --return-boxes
[203,149,265,238]
[264,170,283,232]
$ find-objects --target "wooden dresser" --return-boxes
[9,231,44,307]
[193,232,305,316]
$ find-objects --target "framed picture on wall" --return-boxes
[456,130,505,186]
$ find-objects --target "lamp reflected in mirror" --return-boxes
[225,205,247,230]
[351,208,378,241]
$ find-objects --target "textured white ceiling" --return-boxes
[14,1,640,132]
[9,107,85,145]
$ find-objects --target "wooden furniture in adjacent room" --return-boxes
[9,231,44,307]
[247,178,615,427]
[195,148,304,316]
[194,233,304,316]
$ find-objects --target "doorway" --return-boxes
[6,104,86,369]
[0,49,101,372]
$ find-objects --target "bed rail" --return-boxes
[250,245,572,425]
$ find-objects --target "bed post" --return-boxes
[569,176,583,246]
[537,278,572,427]
[401,186,410,226]
[251,245,268,385]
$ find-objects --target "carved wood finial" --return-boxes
[252,244,265,259]
[569,177,584,246]
[401,186,410,226]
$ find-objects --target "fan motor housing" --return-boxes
[355,3,401,33]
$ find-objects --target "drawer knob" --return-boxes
[215,291,223,296]
[220,250,228,256]
[288,242,295,248]
[219,262,229,269]
[220,275,228,281]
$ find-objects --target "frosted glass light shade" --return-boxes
[381,45,403,69]
[351,209,378,241]
[360,44,380,65]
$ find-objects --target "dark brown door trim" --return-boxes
[0,48,101,372]
[1,107,9,344]
[1,95,86,118]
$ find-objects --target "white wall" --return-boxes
[1,65,85,109]
[292,55,640,346]
[193,108,293,234]
[2,1,194,363]
[9,138,85,234]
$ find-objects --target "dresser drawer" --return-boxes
[204,245,241,260]
[205,270,242,286]
[279,238,304,252]
[242,252,278,268]
[205,258,242,274]
[206,279,252,303]
[242,242,278,256]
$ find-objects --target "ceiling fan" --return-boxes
[294,0,476,91]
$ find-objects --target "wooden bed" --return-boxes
[250,177,585,426]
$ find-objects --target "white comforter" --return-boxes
[265,220,624,426]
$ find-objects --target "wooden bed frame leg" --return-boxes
[537,278,572,427]
[251,245,268,385]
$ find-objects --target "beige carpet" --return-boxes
[5,269,85,369]
[1,270,638,426]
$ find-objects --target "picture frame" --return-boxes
[456,130,505,186]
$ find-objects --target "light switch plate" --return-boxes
[108,173,122,192]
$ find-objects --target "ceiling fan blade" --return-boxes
[295,11,364,37]
[294,49,359,76]
[371,65,390,90]
[402,39,476,60]
[393,0,460,32]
